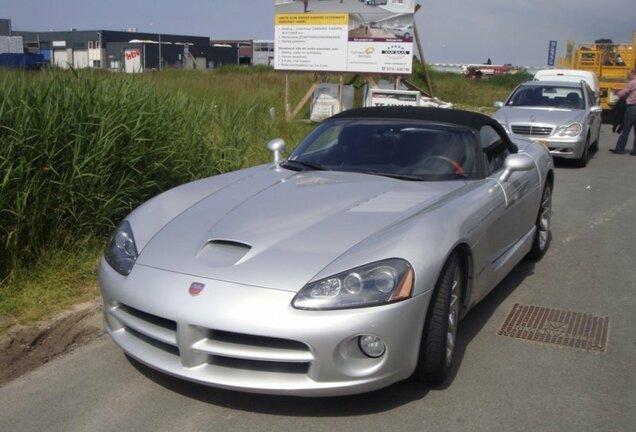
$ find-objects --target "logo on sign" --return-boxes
[382,45,410,59]
[188,282,205,296]
[126,50,141,61]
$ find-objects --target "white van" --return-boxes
[533,69,600,103]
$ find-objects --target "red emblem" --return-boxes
[189,282,205,296]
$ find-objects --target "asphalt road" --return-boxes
[1,125,635,432]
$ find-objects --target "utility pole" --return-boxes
[158,32,162,71]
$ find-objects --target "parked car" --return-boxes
[493,80,602,167]
[387,24,413,39]
[533,69,600,104]
[99,107,554,396]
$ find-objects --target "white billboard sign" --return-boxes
[274,0,415,74]
[367,89,421,107]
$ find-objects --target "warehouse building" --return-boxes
[2,18,238,72]
[13,29,226,72]
[210,39,275,66]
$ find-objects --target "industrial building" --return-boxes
[210,39,275,66]
[1,18,274,72]
[14,28,237,72]
[1,19,237,72]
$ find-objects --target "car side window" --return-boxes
[480,125,510,174]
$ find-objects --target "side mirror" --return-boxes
[499,153,534,182]
[590,106,602,114]
[267,138,286,168]
[494,101,504,108]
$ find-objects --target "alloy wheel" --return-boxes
[446,264,461,367]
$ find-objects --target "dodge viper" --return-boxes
[99,107,554,396]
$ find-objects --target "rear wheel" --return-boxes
[413,252,464,384]
[527,183,552,261]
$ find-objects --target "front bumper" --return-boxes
[541,136,587,159]
[511,135,586,160]
[99,259,432,396]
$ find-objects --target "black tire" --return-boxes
[413,252,464,384]
[590,139,599,153]
[526,182,552,261]
[575,137,590,168]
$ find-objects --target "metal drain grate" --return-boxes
[498,304,609,352]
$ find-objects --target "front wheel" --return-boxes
[413,252,464,384]
[575,138,590,167]
[527,183,552,261]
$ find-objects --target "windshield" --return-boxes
[285,119,479,180]
[506,85,584,109]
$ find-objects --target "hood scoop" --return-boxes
[196,240,251,268]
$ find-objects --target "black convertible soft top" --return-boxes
[331,106,504,133]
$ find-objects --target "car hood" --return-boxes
[494,106,584,127]
[136,167,465,292]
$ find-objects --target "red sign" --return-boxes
[125,50,141,61]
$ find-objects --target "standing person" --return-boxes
[610,69,636,155]
[303,0,308,13]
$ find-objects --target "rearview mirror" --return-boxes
[499,153,534,182]
[494,101,504,108]
[591,106,602,114]
[267,138,286,168]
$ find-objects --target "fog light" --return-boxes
[359,335,386,358]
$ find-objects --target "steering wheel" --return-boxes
[416,155,464,175]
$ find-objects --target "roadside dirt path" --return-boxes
[0,301,103,386]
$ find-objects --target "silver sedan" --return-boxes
[99,107,554,396]
[493,80,602,167]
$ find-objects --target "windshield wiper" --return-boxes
[355,170,425,181]
[355,170,469,181]
[281,159,327,171]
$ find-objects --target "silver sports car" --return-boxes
[99,107,554,396]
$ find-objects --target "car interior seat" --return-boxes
[565,92,582,108]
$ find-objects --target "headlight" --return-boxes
[292,259,414,310]
[555,123,582,137]
[104,220,138,276]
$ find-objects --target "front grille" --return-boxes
[111,303,312,374]
[511,125,553,137]
[111,304,179,356]
[191,328,312,374]
[210,356,310,374]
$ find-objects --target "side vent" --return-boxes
[196,240,251,267]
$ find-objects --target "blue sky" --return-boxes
[2,0,635,66]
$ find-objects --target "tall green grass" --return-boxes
[0,69,307,281]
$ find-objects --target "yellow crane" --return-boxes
[558,32,636,111]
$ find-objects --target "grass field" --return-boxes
[0,65,529,331]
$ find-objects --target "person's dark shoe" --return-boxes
[630,152,636,156]
[610,149,627,154]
